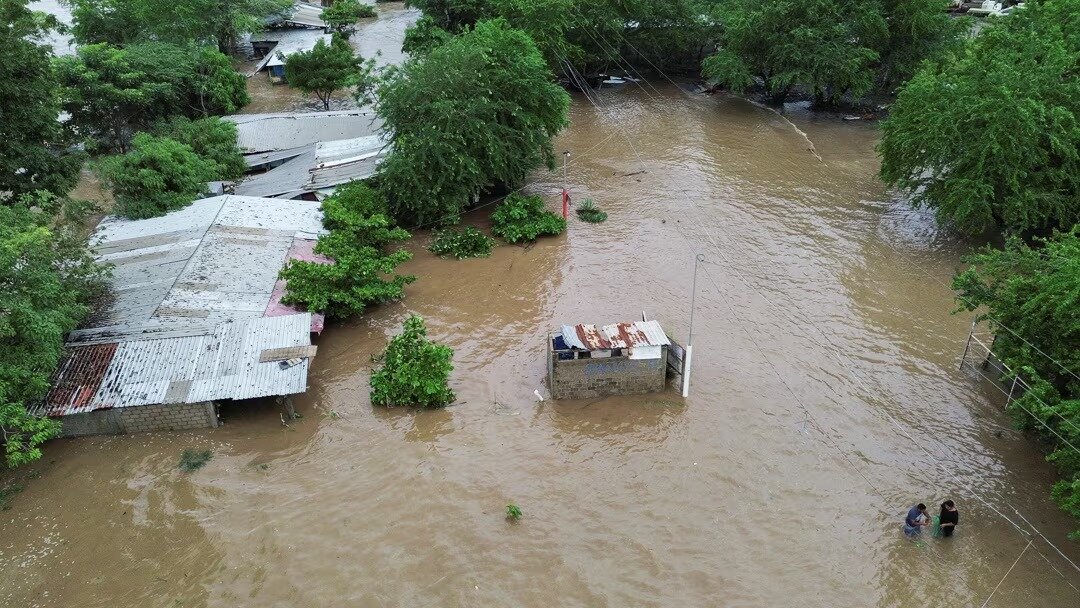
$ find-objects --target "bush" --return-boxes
[370,315,455,408]
[575,199,607,223]
[102,133,213,219]
[280,182,415,318]
[178,449,212,472]
[156,116,246,180]
[429,226,495,259]
[322,0,376,31]
[490,194,566,243]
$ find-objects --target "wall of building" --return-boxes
[549,348,668,400]
[59,402,218,437]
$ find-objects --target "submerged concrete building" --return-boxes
[548,321,672,399]
[35,196,327,436]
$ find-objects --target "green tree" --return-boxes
[377,19,570,224]
[953,229,1080,530]
[0,1,82,199]
[56,42,248,152]
[876,0,968,90]
[702,0,886,105]
[280,183,415,317]
[0,194,106,467]
[101,133,214,219]
[490,193,566,243]
[157,117,246,180]
[402,14,453,56]
[65,0,294,52]
[284,36,361,110]
[370,315,455,408]
[880,0,1080,236]
[322,0,376,32]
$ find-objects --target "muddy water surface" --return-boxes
[5,8,1080,607]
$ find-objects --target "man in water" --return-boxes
[904,503,930,536]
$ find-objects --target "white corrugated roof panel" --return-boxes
[224,111,383,154]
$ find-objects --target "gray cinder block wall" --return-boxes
[549,347,668,400]
[58,402,218,437]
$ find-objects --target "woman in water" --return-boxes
[939,500,959,537]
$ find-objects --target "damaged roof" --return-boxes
[560,321,671,351]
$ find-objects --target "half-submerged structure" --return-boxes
[35,196,327,436]
[548,321,672,399]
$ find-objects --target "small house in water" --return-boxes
[548,321,671,399]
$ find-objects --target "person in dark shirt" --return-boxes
[939,500,959,537]
[904,503,930,536]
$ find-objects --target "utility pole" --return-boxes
[683,253,704,397]
[561,150,570,219]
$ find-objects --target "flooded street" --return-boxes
[5,4,1080,607]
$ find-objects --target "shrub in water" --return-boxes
[429,226,495,259]
[490,194,566,244]
[178,449,213,472]
[576,199,607,223]
[370,315,455,408]
[506,503,522,520]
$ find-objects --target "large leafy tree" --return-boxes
[0,1,81,199]
[377,19,570,224]
[370,315,455,408]
[953,229,1080,530]
[876,0,968,90]
[156,116,247,180]
[0,194,106,467]
[65,0,294,52]
[880,0,1080,236]
[101,133,214,219]
[284,36,362,111]
[702,0,886,105]
[322,0,376,32]
[280,183,415,318]
[56,42,248,152]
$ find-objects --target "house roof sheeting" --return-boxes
[563,321,671,351]
[39,314,312,415]
[225,111,382,154]
[234,135,388,199]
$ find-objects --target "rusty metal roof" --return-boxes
[565,321,670,351]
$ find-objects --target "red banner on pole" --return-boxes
[562,188,570,219]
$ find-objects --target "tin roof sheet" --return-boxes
[565,320,670,351]
[234,135,388,198]
[224,111,382,154]
[40,314,313,415]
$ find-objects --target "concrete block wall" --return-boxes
[550,347,668,400]
[59,402,218,437]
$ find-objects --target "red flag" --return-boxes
[562,188,570,219]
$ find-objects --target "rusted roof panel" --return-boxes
[567,320,670,351]
[43,343,118,415]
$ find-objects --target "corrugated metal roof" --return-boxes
[70,195,326,346]
[224,111,382,154]
[39,315,313,415]
[564,321,670,351]
[234,135,389,199]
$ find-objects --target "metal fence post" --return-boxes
[959,319,976,371]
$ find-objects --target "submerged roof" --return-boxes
[560,321,671,351]
[71,195,326,345]
[39,314,313,415]
[225,110,382,154]
[234,134,389,199]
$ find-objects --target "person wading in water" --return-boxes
[904,503,931,536]
[938,500,959,537]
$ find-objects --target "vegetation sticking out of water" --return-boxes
[576,199,607,223]
[429,226,495,259]
[178,449,213,473]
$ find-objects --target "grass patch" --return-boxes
[429,226,495,259]
[178,449,213,473]
[576,199,607,223]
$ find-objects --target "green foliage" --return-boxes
[506,503,522,520]
[402,14,453,55]
[0,1,82,198]
[429,226,495,259]
[280,183,415,318]
[55,42,249,152]
[65,0,295,52]
[0,194,105,468]
[575,199,607,223]
[490,194,566,243]
[156,117,246,180]
[101,133,214,219]
[377,19,570,225]
[178,449,213,472]
[322,0,376,31]
[953,228,1080,530]
[370,315,455,408]
[703,0,886,105]
[285,36,362,111]
[880,0,1080,235]
[877,0,969,90]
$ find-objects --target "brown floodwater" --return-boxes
[5,5,1080,608]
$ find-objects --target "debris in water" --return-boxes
[533,389,544,402]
